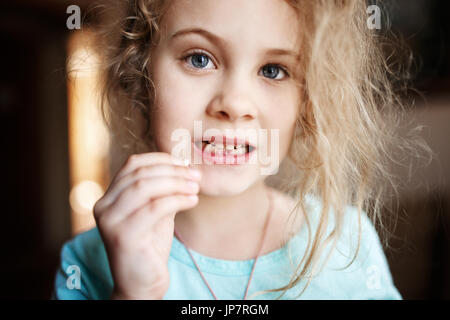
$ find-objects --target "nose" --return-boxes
[205,74,258,122]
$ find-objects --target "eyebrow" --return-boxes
[170,27,301,61]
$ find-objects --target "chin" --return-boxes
[198,169,260,197]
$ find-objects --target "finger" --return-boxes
[122,194,199,239]
[113,152,187,185]
[104,176,199,224]
[96,152,188,213]
[102,164,201,207]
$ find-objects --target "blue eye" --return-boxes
[182,50,290,81]
[189,54,211,68]
[184,51,215,70]
[261,64,289,81]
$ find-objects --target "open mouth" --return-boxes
[193,136,256,164]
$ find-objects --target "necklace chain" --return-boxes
[173,188,273,300]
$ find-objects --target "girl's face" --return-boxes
[149,0,302,196]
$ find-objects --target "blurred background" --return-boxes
[0,0,448,299]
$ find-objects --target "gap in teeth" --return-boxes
[203,141,247,154]
[203,142,245,149]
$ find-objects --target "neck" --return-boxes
[174,180,272,252]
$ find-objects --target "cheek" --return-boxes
[276,113,297,158]
[153,55,206,113]
[153,66,190,119]
[151,60,201,148]
[266,95,298,153]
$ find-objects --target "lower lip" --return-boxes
[193,142,255,165]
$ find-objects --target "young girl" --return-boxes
[53,0,430,300]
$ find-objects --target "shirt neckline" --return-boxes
[169,193,319,276]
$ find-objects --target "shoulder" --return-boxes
[52,227,113,300]
[290,194,402,299]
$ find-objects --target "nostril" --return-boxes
[218,111,228,119]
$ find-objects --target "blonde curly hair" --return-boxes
[82,0,433,299]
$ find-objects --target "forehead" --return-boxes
[160,0,301,50]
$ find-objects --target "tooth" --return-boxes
[214,143,224,150]
[204,143,215,153]
[226,145,246,155]
[204,141,247,155]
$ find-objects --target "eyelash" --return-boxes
[181,49,291,81]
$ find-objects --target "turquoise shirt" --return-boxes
[51,194,402,300]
